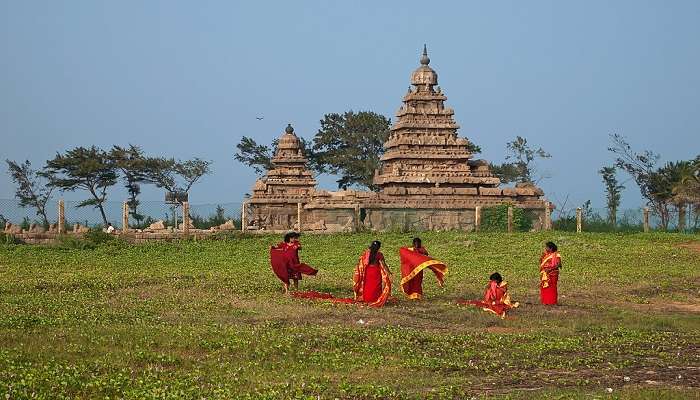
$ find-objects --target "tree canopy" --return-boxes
[42,146,118,225]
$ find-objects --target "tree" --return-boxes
[147,157,212,195]
[6,159,54,226]
[607,134,671,228]
[109,145,151,226]
[42,146,118,226]
[650,160,697,231]
[234,136,314,175]
[492,136,550,184]
[598,166,624,226]
[234,137,275,175]
[312,111,391,190]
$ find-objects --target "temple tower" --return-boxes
[373,45,500,196]
[251,124,316,199]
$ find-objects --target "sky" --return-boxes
[1,1,699,212]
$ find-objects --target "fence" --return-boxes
[0,199,242,231]
[1,198,697,234]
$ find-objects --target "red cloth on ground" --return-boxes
[539,251,561,305]
[291,291,355,304]
[399,246,447,300]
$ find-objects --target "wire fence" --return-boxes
[0,199,242,231]
[0,198,697,234]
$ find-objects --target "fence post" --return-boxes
[507,206,514,233]
[182,201,190,237]
[58,199,65,234]
[122,201,129,232]
[297,202,303,232]
[544,201,552,231]
[241,202,247,232]
[576,207,582,233]
[643,207,650,232]
[474,206,481,232]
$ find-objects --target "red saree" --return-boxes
[269,242,318,285]
[539,251,561,305]
[458,280,520,318]
[352,250,392,307]
[399,247,447,299]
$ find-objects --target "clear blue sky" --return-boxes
[1,1,699,210]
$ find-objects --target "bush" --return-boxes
[57,228,115,250]
[481,204,533,232]
[0,232,19,245]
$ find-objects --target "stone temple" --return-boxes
[245,46,549,232]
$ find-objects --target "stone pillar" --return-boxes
[678,204,686,232]
[297,202,302,232]
[182,201,190,237]
[544,201,552,231]
[354,204,361,232]
[507,206,514,233]
[122,201,129,232]
[474,206,481,232]
[576,207,582,233]
[241,202,247,232]
[58,199,65,234]
[643,207,650,233]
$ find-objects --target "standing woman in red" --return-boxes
[539,241,562,305]
[353,240,392,307]
[399,237,447,300]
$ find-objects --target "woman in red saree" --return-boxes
[399,237,447,299]
[352,240,392,307]
[539,241,562,305]
[459,272,519,318]
[270,232,318,294]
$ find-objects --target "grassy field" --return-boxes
[0,232,699,399]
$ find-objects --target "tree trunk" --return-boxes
[678,203,686,232]
[97,203,109,226]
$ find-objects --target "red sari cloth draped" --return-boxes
[458,280,520,318]
[399,247,447,299]
[269,242,318,285]
[291,291,355,304]
[352,250,392,307]
[539,251,561,305]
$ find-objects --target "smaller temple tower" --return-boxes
[248,124,317,230]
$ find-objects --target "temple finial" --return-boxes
[420,44,430,65]
[285,123,294,134]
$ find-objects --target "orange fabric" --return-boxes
[399,246,447,299]
[353,250,392,307]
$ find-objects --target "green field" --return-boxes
[1,232,699,399]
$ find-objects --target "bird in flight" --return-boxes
[255,116,264,120]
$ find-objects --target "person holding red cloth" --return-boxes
[399,237,447,300]
[270,232,317,294]
[459,272,519,318]
[539,241,562,305]
[352,240,392,307]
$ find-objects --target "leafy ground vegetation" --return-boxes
[0,232,698,399]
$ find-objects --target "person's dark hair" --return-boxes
[489,272,503,283]
[369,240,381,264]
[283,232,295,243]
[412,237,422,248]
[290,232,301,240]
[545,241,558,252]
